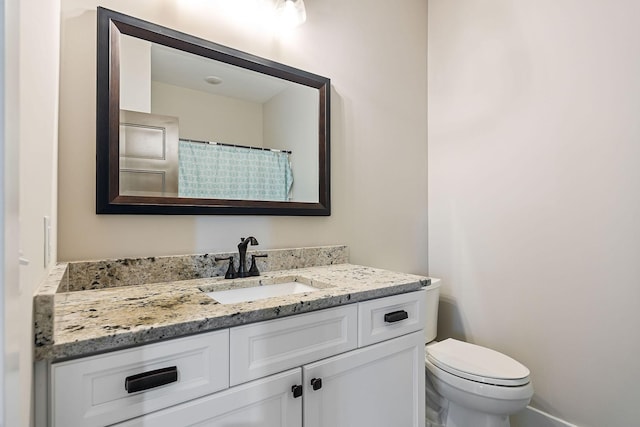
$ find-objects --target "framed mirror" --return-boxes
[96,7,330,215]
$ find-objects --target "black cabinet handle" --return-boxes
[125,366,178,393]
[311,378,322,391]
[384,310,409,323]
[291,384,303,398]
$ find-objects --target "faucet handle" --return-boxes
[215,256,237,279]
[249,254,268,276]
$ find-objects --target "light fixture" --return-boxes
[274,0,307,28]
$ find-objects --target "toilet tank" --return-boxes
[424,278,441,343]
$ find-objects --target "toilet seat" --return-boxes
[426,338,530,387]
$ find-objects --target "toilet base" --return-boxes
[445,401,510,427]
[425,361,532,427]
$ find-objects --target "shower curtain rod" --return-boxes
[180,138,292,155]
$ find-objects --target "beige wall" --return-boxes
[264,85,318,201]
[428,1,640,426]
[151,81,264,146]
[58,0,428,275]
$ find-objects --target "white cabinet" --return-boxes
[303,331,425,427]
[358,289,426,346]
[230,305,358,385]
[50,329,229,427]
[117,331,424,427]
[47,290,426,427]
[115,368,302,427]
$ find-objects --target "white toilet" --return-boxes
[424,280,533,427]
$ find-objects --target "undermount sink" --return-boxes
[204,281,319,305]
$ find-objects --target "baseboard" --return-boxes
[510,406,578,427]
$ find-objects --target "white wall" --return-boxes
[3,0,60,425]
[120,35,151,113]
[428,1,640,426]
[0,1,10,423]
[58,0,428,276]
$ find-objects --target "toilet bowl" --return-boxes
[424,280,533,427]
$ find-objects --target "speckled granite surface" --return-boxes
[34,247,429,362]
[65,245,348,291]
[34,264,68,348]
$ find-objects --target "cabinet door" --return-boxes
[115,368,302,427]
[303,331,425,427]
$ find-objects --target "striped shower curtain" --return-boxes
[178,140,293,201]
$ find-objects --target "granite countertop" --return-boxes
[34,248,429,362]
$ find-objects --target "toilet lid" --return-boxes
[426,338,530,386]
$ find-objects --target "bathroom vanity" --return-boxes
[34,246,429,427]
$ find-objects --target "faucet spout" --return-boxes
[237,236,259,277]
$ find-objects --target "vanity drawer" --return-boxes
[50,329,229,427]
[230,304,358,386]
[358,289,426,347]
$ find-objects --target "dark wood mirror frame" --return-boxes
[96,7,330,215]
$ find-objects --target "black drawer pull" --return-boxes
[125,366,178,393]
[384,310,409,323]
[311,377,323,391]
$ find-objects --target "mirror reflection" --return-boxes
[119,35,319,203]
[96,7,330,215]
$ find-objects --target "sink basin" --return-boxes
[204,281,318,305]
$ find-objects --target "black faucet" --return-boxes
[237,236,259,278]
